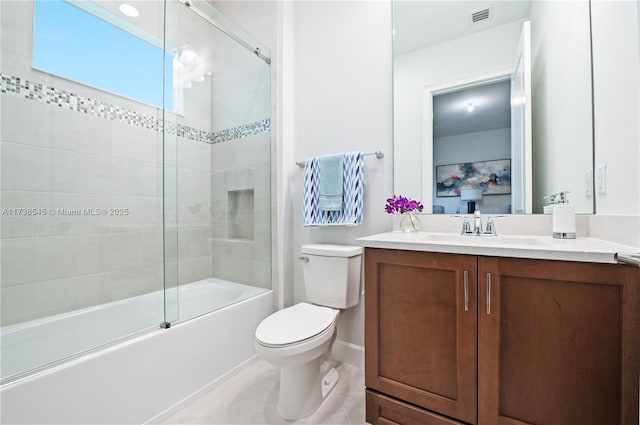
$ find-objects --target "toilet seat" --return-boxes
[255,303,338,348]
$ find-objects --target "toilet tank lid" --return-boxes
[300,244,363,257]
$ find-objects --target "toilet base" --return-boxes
[322,366,339,398]
[277,358,339,420]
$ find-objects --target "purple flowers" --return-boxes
[384,195,424,214]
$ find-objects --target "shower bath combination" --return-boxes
[0,0,273,423]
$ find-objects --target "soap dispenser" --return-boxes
[552,191,576,239]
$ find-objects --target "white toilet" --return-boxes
[254,244,363,420]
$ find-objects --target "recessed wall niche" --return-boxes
[227,189,255,241]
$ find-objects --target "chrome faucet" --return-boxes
[460,217,472,235]
[484,217,497,236]
[459,210,500,236]
[472,210,483,235]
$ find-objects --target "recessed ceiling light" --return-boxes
[467,102,475,112]
[119,4,139,18]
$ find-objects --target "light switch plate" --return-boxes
[584,170,593,197]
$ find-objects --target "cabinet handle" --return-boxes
[486,272,491,315]
[463,270,469,312]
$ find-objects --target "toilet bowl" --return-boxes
[255,303,340,419]
[254,244,362,420]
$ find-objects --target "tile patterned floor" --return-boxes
[161,359,366,425]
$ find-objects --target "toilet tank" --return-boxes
[300,244,363,309]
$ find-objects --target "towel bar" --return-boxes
[295,150,384,167]
[617,252,640,267]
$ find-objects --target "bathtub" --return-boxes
[0,278,273,424]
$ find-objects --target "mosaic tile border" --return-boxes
[0,73,270,144]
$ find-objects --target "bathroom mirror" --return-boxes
[393,0,595,214]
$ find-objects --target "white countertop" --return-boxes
[357,231,640,264]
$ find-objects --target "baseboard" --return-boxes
[144,354,260,424]
[333,340,364,369]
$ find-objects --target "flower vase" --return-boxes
[400,212,421,232]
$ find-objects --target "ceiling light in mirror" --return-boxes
[467,102,474,112]
[512,96,526,106]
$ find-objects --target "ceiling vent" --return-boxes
[470,7,491,23]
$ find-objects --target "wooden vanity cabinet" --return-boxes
[365,248,640,425]
[364,249,478,424]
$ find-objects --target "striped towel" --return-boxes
[303,152,364,226]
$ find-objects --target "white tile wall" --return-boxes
[109,264,164,300]
[178,79,213,131]
[0,1,33,37]
[1,191,34,238]
[1,142,78,193]
[210,158,271,291]
[1,237,71,286]
[0,284,38,324]
[45,107,113,156]
[178,257,211,286]
[35,273,107,317]
[112,121,163,164]
[31,193,108,236]
[0,96,37,146]
[175,127,214,289]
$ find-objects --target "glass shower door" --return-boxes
[0,0,170,381]
[164,0,272,324]
[0,0,272,382]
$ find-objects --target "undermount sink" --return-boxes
[421,233,551,247]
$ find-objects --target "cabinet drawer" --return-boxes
[366,390,465,425]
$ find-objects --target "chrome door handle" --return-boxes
[463,270,469,312]
[486,273,491,315]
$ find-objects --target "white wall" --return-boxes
[591,0,640,216]
[394,19,524,201]
[288,1,393,347]
[530,0,593,213]
[276,1,295,309]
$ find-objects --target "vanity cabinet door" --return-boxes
[365,248,478,424]
[478,257,640,425]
